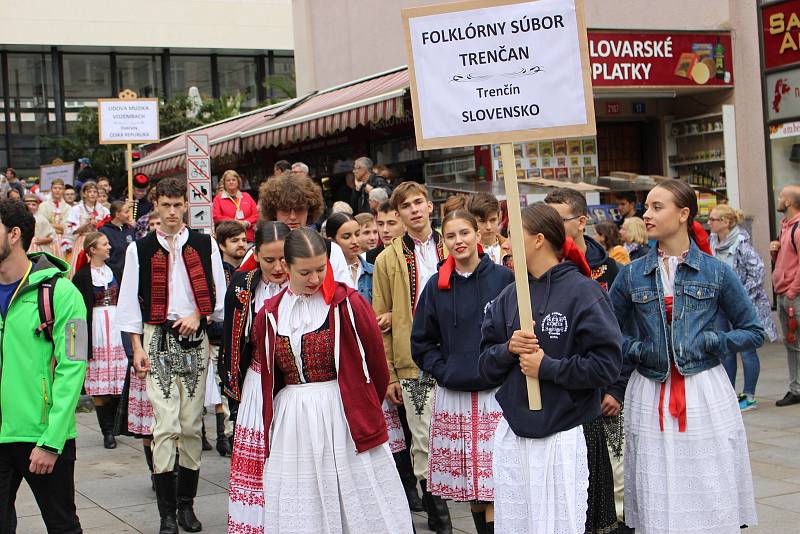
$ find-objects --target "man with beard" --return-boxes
[772,185,800,407]
[118,178,227,534]
[0,199,88,533]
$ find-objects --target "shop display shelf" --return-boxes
[670,157,725,167]
[671,129,724,139]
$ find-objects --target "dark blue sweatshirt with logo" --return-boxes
[411,254,515,391]
[479,261,623,439]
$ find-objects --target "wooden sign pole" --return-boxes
[126,143,133,202]
[499,142,542,411]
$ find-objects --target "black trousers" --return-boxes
[0,440,82,534]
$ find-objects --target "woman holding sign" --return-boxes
[609,180,762,533]
[213,170,258,242]
[479,203,622,534]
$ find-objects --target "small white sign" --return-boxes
[189,181,212,204]
[187,158,211,182]
[98,98,160,144]
[403,0,595,149]
[39,162,75,190]
[187,134,210,157]
[189,204,213,228]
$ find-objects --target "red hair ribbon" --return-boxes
[438,244,484,290]
[74,250,89,273]
[563,237,591,277]
[96,215,113,229]
[322,260,335,304]
[691,220,712,255]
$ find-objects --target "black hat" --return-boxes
[133,173,149,189]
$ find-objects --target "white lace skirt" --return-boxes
[428,386,503,502]
[228,364,266,534]
[127,368,154,436]
[262,380,413,534]
[85,306,128,396]
[624,366,757,533]
[493,418,588,534]
[382,400,406,453]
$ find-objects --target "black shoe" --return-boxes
[420,479,453,534]
[393,451,424,512]
[215,413,231,457]
[153,472,178,534]
[471,511,487,534]
[159,515,178,534]
[776,391,800,407]
[95,404,117,449]
[103,432,117,449]
[201,420,212,451]
[177,467,203,532]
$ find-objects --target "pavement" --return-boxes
[12,341,800,533]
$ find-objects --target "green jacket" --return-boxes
[0,253,87,454]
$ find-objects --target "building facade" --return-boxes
[0,0,294,176]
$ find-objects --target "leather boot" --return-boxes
[143,444,155,491]
[176,466,203,532]
[153,472,178,534]
[471,511,487,534]
[215,413,231,457]
[201,420,212,451]
[486,521,494,534]
[393,450,423,512]
[420,479,452,534]
[94,404,117,449]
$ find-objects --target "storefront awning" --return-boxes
[241,68,409,151]
[132,101,292,177]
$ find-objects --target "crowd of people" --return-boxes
[0,155,794,534]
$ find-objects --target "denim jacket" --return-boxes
[356,256,374,304]
[608,241,765,381]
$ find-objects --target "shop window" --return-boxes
[116,55,161,98]
[170,56,213,100]
[218,56,258,110]
[6,111,57,138]
[62,54,112,108]
[6,53,54,110]
[265,54,295,100]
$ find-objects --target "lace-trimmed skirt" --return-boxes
[427,385,503,502]
[382,400,406,453]
[262,380,413,534]
[126,368,154,437]
[228,362,266,534]
[624,366,757,533]
[85,305,128,396]
[493,419,588,534]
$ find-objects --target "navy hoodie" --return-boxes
[411,254,514,391]
[584,234,619,291]
[479,261,622,439]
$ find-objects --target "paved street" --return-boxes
[12,341,800,533]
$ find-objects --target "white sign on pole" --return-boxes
[39,162,75,190]
[187,134,210,158]
[186,134,213,233]
[402,0,595,150]
[98,99,160,144]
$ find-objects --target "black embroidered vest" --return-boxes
[136,229,215,324]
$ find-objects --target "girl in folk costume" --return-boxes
[609,180,764,533]
[38,178,71,253]
[253,228,413,534]
[224,222,291,534]
[66,181,110,276]
[72,233,128,449]
[25,194,63,258]
[327,213,409,473]
[411,210,514,534]
[480,203,623,534]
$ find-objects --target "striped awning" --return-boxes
[241,68,409,151]
[134,67,409,176]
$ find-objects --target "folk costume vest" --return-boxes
[135,229,216,324]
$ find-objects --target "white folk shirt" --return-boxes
[116,226,228,335]
[254,280,287,314]
[413,233,439,303]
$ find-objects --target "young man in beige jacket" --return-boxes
[372,181,452,534]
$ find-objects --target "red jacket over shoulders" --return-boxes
[253,282,389,456]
